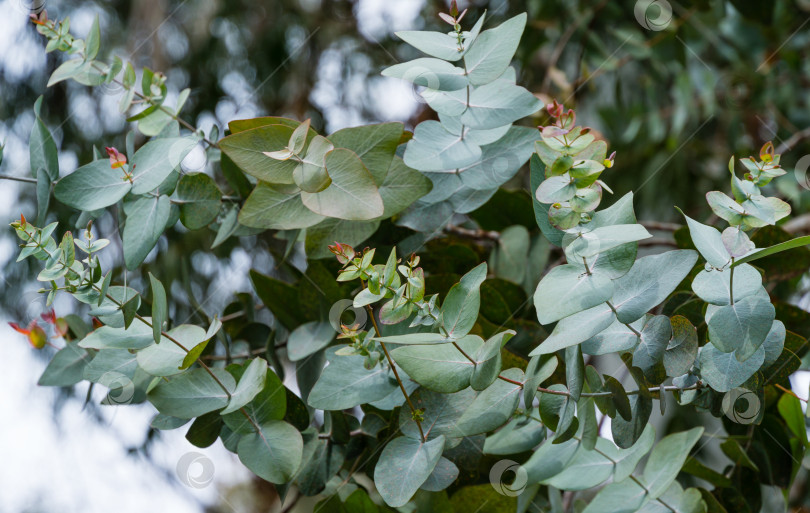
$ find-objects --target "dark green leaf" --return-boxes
[176,173,222,230]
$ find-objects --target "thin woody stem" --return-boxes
[365,303,427,443]
[16,229,269,432]
[0,174,38,184]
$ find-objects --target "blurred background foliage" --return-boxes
[3,0,810,511]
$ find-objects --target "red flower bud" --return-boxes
[40,309,57,325]
[546,100,563,118]
[759,141,774,162]
[9,320,47,349]
[106,147,127,169]
[328,241,355,265]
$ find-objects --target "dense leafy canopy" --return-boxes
[7,5,810,513]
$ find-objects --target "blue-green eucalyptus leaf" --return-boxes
[523,436,580,483]
[721,226,755,257]
[307,354,397,410]
[680,212,731,268]
[463,13,527,85]
[636,482,705,513]
[459,81,543,130]
[329,122,404,185]
[490,225,530,284]
[394,13,485,61]
[531,303,616,355]
[698,342,765,393]
[761,320,786,368]
[374,333,453,345]
[130,136,197,194]
[293,135,333,193]
[536,174,577,204]
[614,424,655,482]
[122,194,171,270]
[149,273,167,344]
[83,349,138,384]
[563,224,652,261]
[641,427,704,499]
[239,182,325,230]
[531,154,564,246]
[38,342,92,387]
[137,324,206,376]
[301,148,384,220]
[632,315,671,376]
[471,330,514,391]
[534,264,614,325]
[523,354,557,406]
[611,393,653,449]
[441,262,487,338]
[483,410,545,455]
[663,316,698,377]
[419,457,459,492]
[392,335,483,393]
[543,438,618,490]
[79,317,163,350]
[147,367,236,418]
[374,435,446,507]
[219,123,302,184]
[706,293,775,358]
[378,157,433,217]
[611,250,698,324]
[454,368,523,436]
[176,173,222,230]
[400,387,474,440]
[582,317,644,355]
[222,368,286,434]
[404,120,482,172]
[706,191,747,225]
[581,479,648,513]
[30,96,59,182]
[458,126,538,190]
[691,264,762,305]
[382,58,469,91]
[237,420,303,484]
[54,159,132,211]
[287,321,335,362]
[221,357,268,414]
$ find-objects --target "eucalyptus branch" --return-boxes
[0,174,38,184]
[365,303,426,443]
[10,224,286,439]
[606,301,641,337]
[582,436,678,513]
[100,67,219,149]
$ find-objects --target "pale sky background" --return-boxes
[0,0,423,511]
[0,0,808,511]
